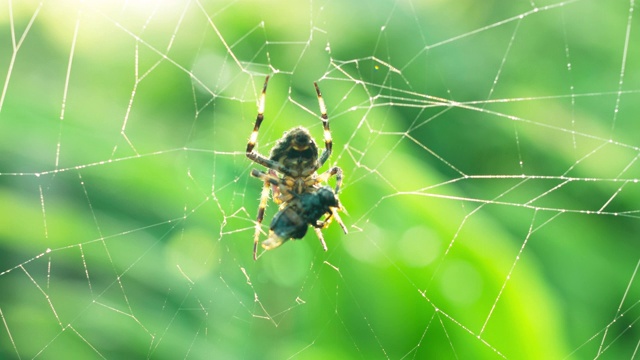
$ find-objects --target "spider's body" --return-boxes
[246,76,347,260]
[268,126,320,197]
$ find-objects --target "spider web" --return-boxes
[1,0,640,358]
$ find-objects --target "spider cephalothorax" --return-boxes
[245,76,347,260]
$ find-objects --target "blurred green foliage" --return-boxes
[1,0,640,359]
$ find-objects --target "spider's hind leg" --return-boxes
[252,178,271,260]
[317,166,343,194]
[331,207,348,234]
[313,227,329,252]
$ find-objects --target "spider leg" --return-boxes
[246,76,288,173]
[317,166,343,194]
[314,207,348,235]
[316,166,347,234]
[269,169,283,205]
[253,179,271,260]
[251,168,290,205]
[314,82,333,167]
[312,227,328,252]
[331,207,348,234]
[251,168,281,186]
[246,76,269,155]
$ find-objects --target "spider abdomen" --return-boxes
[269,126,320,176]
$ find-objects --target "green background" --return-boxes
[1,0,640,358]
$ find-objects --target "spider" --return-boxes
[246,76,347,260]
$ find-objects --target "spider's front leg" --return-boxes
[246,76,269,156]
[314,82,333,167]
[246,76,287,173]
